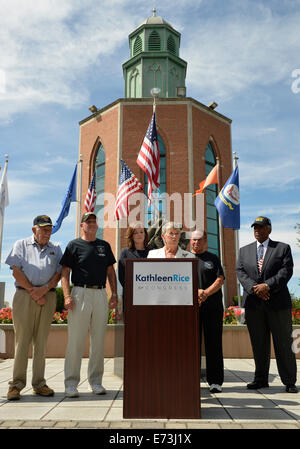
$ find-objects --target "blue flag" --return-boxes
[52,165,77,234]
[214,166,240,230]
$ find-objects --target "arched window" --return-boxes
[148,30,161,51]
[205,143,220,256]
[167,35,176,54]
[129,68,139,98]
[133,35,142,56]
[144,135,166,223]
[94,143,105,239]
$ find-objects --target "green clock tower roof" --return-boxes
[123,9,187,99]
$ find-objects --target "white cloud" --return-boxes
[2,0,300,124]
[238,160,300,191]
[6,178,49,203]
[0,0,139,122]
[183,5,300,101]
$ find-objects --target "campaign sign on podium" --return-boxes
[133,261,193,305]
[123,258,201,419]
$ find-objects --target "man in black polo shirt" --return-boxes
[190,230,225,393]
[61,212,118,398]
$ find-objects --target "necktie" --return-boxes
[257,244,264,273]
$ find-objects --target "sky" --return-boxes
[0,0,300,305]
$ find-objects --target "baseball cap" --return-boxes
[251,216,271,227]
[81,212,97,223]
[33,215,53,227]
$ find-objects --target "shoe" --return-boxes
[65,387,79,398]
[247,381,269,390]
[7,386,20,401]
[33,385,54,397]
[286,385,298,393]
[92,384,106,395]
[209,384,222,393]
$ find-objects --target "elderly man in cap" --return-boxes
[5,215,62,400]
[61,212,117,398]
[236,216,297,393]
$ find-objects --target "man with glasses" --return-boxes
[190,230,225,394]
[5,215,62,400]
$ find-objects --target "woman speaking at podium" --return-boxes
[147,222,195,259]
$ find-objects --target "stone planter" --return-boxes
[1,323,299,359]
[0,323,124,359]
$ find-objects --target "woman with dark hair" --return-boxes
[118,223,149,314]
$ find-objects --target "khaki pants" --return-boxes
[10,289,56,391]
[64,286,108,390]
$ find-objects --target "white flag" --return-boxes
[0,162,9,223]
[0,161,9,259]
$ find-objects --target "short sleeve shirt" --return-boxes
[5,235,63,287]
[60,238,116,286]
[196,251,225,303]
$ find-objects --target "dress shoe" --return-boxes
[33,385,54,396]
[7,386,20,401]
[247,381,269,390]
[286,385,298,393]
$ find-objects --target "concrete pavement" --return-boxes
[0,358,300,429]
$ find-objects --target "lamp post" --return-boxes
[150,87,161,112]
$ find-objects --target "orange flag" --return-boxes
[194,165,218,196]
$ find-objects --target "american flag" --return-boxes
[136,111,160,204]
[84,172,96,212]
[115,160,143,220]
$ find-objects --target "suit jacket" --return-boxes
[147,246,196,258]
[236,239,293,310]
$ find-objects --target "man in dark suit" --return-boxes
[236,216,297,393]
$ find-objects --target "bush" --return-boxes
[56,287,65,312]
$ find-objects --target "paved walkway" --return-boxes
[0,358,300,429]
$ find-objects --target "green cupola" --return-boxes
[123,9,187,98]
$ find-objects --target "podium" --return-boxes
[123,258,201,419]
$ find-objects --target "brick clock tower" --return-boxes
[77,10,237,304]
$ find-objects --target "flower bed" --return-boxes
[2,306,300,326]
[0,307,121,325]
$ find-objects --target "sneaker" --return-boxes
[7,386,20,401]
[33,385,54,397]
[209,384,222,393]
[91,384,106,395]
[65,387,79,398]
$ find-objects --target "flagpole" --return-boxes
[150,87,161,223]
[0,155,8,266]
[216,157,227,306]
[233,151,241,307]
[76,154,83,238]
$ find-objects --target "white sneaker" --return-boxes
[92,384,106,395]
[209,384,222,393]
[65,387,79,398]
